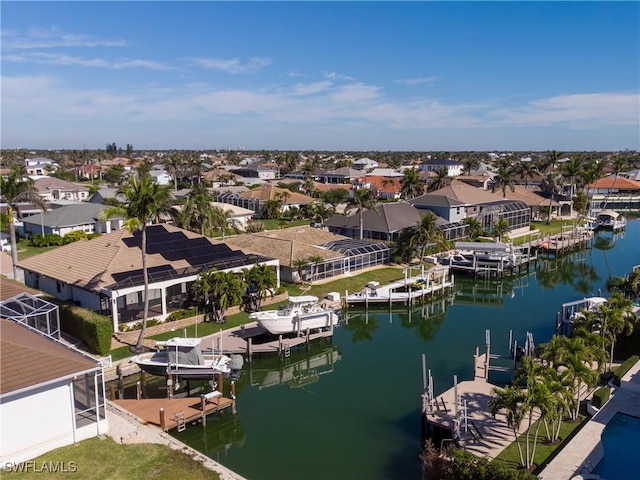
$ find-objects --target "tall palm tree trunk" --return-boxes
[359,210,364,240]
[136,226,150,350]
[8,207,19,279]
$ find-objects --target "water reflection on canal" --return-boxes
[127,222,639,480]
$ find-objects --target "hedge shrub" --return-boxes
[613,355,640,386]
[59,304,112,355]
[166,307,198,322]
[592,387,611,409]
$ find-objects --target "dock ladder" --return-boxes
[175,411,186,432]
[282,341,291,359]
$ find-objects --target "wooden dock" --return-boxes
[344,267,455,306]
[204,321,335,361]
[113,395,234,431]
[531,227,593,254]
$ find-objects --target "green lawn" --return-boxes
[109,267,404,359]
[261,218,310,230]
[493,415,589,473]
[14,238,59,260]
[530,219,580,236]
[2,437,220,480]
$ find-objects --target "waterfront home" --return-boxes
[0,295,108,467]
[17,224,279,332]
[225,226,389,283]
[588,176,640,212]
[326,202,422,241]
[410,182,531,236]
[230,164,277,180]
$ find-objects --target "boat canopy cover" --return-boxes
[288,295,319,304]
[166,345,204,366]
[454,242,511,253]
[156,337,202,348]
[597,210,619,219]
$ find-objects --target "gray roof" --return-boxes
[326,202,421,234]
[421,158,463,166]
[22,203,115,228]
[410,194,464,208]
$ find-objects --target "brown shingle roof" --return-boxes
[0,319,99,395]
[0,276,42,301]
[427,181,504,205]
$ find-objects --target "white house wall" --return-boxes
[0,381,75,466]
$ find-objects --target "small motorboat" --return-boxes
[250,295,339,335]
[132,337,232,379]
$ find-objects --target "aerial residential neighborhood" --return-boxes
[1,1,639,480]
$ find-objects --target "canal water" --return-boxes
[117,221,640,480]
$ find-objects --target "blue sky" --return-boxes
[2,1,639,152]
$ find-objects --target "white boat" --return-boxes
[249,295,339,335]
[596,210,627,231]
[132,337,233,379]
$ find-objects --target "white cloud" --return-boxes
[3,52,171,70]
[191,57,271,74]
[1,27,126,49]
[490,92,640,128]
[2,73,637,150]
[395,76,438,86]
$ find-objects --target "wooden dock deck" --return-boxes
[113,395,233,431]
[204,321,335,359]
[345,267,455,306]
[532,228,593,254]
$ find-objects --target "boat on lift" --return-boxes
[132,337,232,379]
[249,295,339,335]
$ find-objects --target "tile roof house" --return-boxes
[33,177,90,202]
[588,176,640,213]
[326,202,422,241]
[410,181,531,235]
[17,224,279,332]
[216,184,316,217]
[21,202,124,238]
[225,226,389,282]
[354,176,402,200]
[0,309,108,467]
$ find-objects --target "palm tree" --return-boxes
[489,384,528,467]
[292,258,310,283]
[462,217,482,240]
[103,175,176,351]
[346,188,378,240]
[462,157,480,175]
[410,212,443,262]
[542,151,561,223]
[308,254,325,282]
[607,268,640,300]
[601,155,628,211]
[400,168,423,199]
[427,167,451,192]
[211,206,230,239]
[165,153,183,192]
[0,168,49,278]
[491,165,516,197]
[493,218,510,242]
[516,161,538,189]
[599,293,638,372]
[193,268,245,323]
[560,157,582,199]
[244,264,278,312]
[540,172,562,224]
[180,183,216,235]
